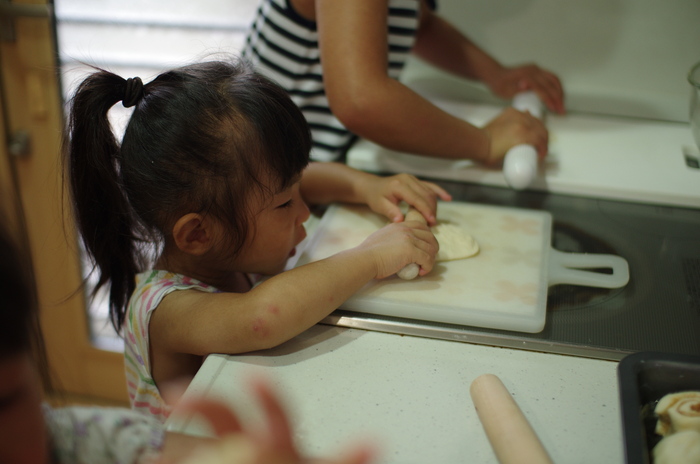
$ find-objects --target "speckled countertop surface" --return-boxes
[168,325,623,464]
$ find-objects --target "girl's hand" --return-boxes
[357,173,452,226]
[356,220,439,279]
[482,107,549,166]
[165,378,375,464]
[487,64,566,115]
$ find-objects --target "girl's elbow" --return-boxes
[246,316,280,350]
[245,305,294,350]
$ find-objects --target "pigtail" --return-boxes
[64,70,143,332]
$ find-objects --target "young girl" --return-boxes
[243,0,565,163]
[64,59,449,421]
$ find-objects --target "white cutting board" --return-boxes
[294,202,628,333]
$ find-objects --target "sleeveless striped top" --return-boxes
[243,0,430,162]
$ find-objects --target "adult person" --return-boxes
[243,0,565,164]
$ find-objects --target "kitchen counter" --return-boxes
[164,91,673,461]
[167,325,624,464]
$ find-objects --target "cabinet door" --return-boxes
[0,0,128,404]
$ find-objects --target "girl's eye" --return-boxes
[277,199,293,209]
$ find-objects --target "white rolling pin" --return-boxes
[503,91,544,190]
[397,208,427,280]
[470,374,554,464]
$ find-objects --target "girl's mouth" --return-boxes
[288,226,306,258]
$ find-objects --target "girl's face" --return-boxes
[233,179,310,275]
[0,354,49,464]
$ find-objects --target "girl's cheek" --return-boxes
[0,395,49,464]
[0,358,49,464]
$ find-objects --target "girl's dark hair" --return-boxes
[64,59,311,332]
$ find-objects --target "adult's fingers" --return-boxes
[524,71,565,115]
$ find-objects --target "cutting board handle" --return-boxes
[547,249,629,288]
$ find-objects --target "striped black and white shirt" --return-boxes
[243,0,430,162]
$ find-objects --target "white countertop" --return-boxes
[346,96,700,209]
[168,325,624,464]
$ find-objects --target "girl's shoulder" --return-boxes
[134,270,219,295]
[128,270,221,319]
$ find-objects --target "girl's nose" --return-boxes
[297,199,311,225]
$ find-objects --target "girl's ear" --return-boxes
[172,213,218,256]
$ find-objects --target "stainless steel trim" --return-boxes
[322,312,630,362]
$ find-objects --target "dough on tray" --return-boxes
[652,391,700,464]
[655,391,700,436]
[653,430,700,464]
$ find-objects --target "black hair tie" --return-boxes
[122,77,144,108]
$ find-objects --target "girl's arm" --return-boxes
[150,218,437,357]
[411,6,565,115]
[315,0,548,165]
[300,162,451,225]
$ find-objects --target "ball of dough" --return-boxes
[655,391,700,436]
[653,430,700,464]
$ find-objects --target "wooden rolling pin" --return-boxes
[397,208,427,280]
[470,374,554,464]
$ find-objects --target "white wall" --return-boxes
[403,0,700,122]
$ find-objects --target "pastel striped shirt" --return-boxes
[43,403,164,463]
[243,0,428,162]
[123,270,219,422]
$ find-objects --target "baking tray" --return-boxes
[617,351,700,463]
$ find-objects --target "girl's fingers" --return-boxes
[337,445,378,464]
[250,377,298,454]
[162,378,244,437]
[167,376,379,464]
[374,180,438,225]
[422,180,452,202]
[308,443,377,464]
[370,175,450,225]
[383,201,405,223]
[393,194,435,225]
[409,201,437,226]
[395,178,446,225]
[408,227,439,276]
